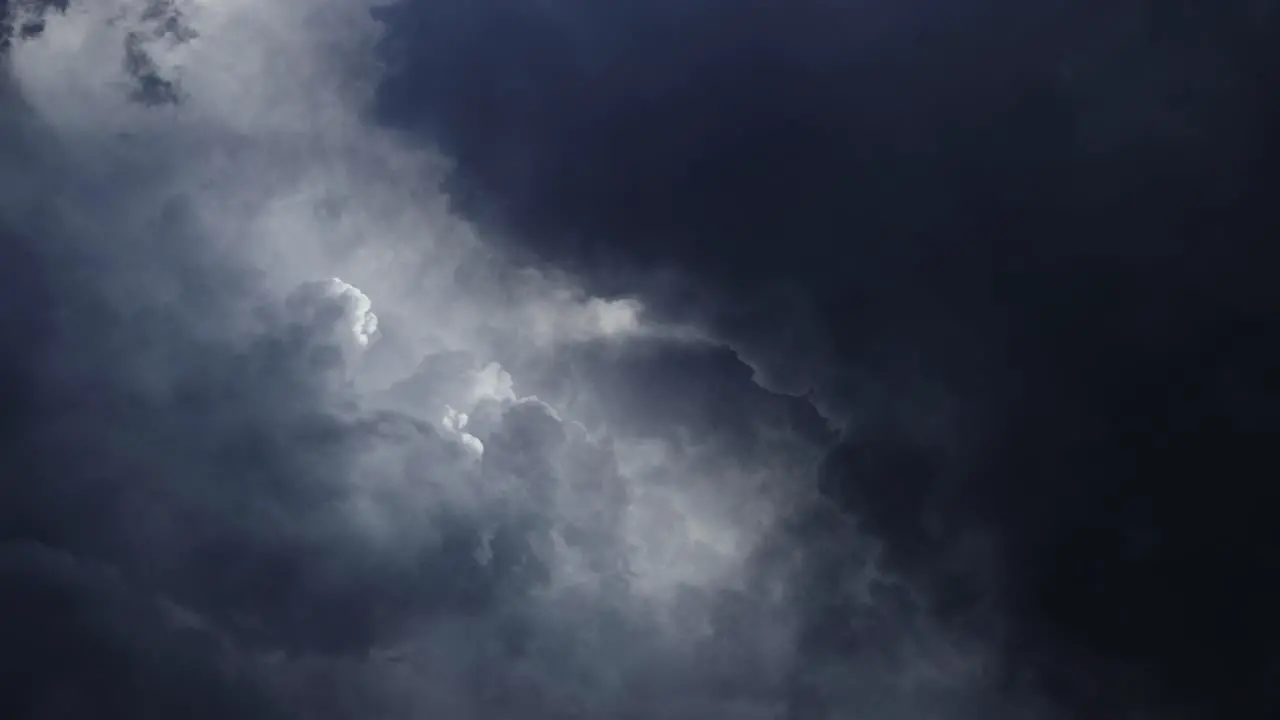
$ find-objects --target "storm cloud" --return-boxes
[0,2,927,719]
[3,2,1278,720]
[371,1,1280,718]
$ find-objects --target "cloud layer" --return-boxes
[0,2,976,719]
[4,2,1279,720]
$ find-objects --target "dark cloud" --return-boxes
[0,1,66,51]
[5,2,1277,718]
[122,1,196,106]
[0,542,280,720]
[374,1,1280,717]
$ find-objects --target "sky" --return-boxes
[1,1,1277,719]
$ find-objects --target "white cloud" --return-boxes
[288,277,379,348]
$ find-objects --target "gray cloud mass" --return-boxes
[3,2,1278,720]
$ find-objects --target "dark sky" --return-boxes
[2,2,1278,719]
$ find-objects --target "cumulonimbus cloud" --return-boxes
[2,3,996,719]
[14,2,1270,719]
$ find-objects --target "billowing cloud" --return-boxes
[0,2,993,719]
[6,2,1277,719]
